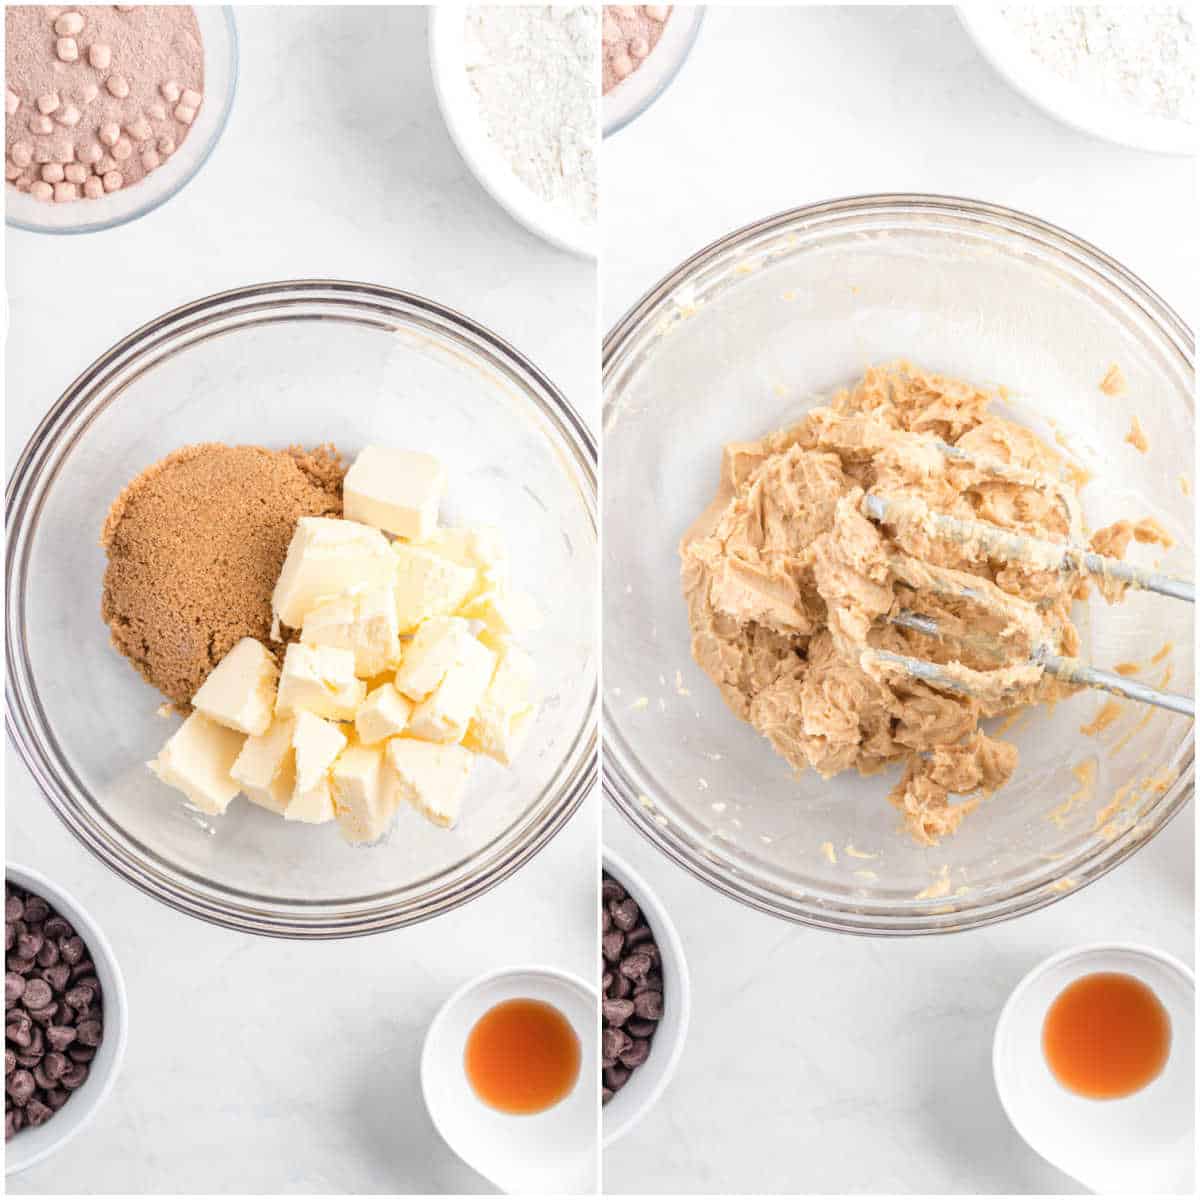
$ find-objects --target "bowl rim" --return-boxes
[6,278,598,940]
[601,846,691,1147]
[4,861,129,1176]
[427,7,598,259]
[602,192,1195,936]
[5,6,240,236]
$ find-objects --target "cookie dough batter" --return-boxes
[681,363,1148,845]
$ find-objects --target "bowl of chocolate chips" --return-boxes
[5,864,127,1175]
[601,850,690,1146]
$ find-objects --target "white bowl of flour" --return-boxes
[429,5,599,258]
[959,5,1196,155]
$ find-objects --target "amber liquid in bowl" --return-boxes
[465,998,582,1114]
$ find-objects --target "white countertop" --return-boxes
[602,5,1194,1195]
[5,6,595,1194]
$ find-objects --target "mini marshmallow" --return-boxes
[147,101,166,120]
[40,162,65,183]
[56,37,79,63]
[82,175,103,198]
[5,89,18,116]
[160,79,180,103]
[36,93,60,115]
[57,104,80,127]
[126,116,152,140]
[102,169,123,192]
[156,134,175,155]
[64,162,86,184]
[5,163,20,181]
[140,148,160,170]
[629,36,650,59]
[53,181,77,203]
[106,74,129,99]
[54,12,84,36]
[30,180,53,202]
[33,145,53,164]
[181,88,201,108]
[79,83,99,104]
[51,140,75,162]
[96,153,116,173]
[610,53,633,80]
[99,122,120,147]
[10,142,32,168]
[174,103,196,125]
[77,142,102,164]
[88,43,112,70]
[30,114,53,135]
[111,136,132,161]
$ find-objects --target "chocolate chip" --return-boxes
[25,1098,53,1126]
[43,1051,67,1081]
[633,990,663,1020]
[17,931,44,960]
[4,898,24,923]
[58,937,84,966]
[5,973,25,1004]
[75,1019,102,1047]
[22,978,52,1009]
[611,898,640,931]
[619,1038,651,1069]
[626,924,653,947]
[626,1018,658,1039]
[60,1062,88,1089]
[602,931,624,963]
[64,985,94,1010]
[6,1068,35,1105]
[4,1048,14,1075]
[619,952,651,980]
[45,1087,69,1110]
[36,940,59,968]
[602,998,635,1026]
[601,880,625,905]
[604,1064,631,1090]
[27,1001,58,1025]
[22,899,49,925]
[603,1027,631,1060]
[42,917,70,941]
[67,1045,95,1064]
[42,964,70,992]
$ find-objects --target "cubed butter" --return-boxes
[271,516,394,633]
[276,643,366,722]
[343,447,445,541]
[386,738,474,828]
[392,544,476,633]
[147,713,245,815]
[408,637,497,743]
[331,743,397,844]
[231,715,296,814]
[463,645,537,766]
[393,616,472,701]
[459,588,542,642]
[355,682,413,744]
[301,585,400,677]
[191,637,279,736]
[425,526,509,598]
[285,710,346,824]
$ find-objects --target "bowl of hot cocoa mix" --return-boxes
[5,863,128,1174]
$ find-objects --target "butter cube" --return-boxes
[192,637,279,736]
[409,637,497,743]
[276,643,366,722]
[301,586,400,677]
[344,447,446,541]
[392,544,477,633]
[285,710,346,824]
[393,616,472,701]
[148,713,245,815]
[386,738,474,828]
[332,743,397,844]
[231,716,296,814]
[271,516,394,633]
[355,682,413,744]
[425,526,509,597]
[463,646,538,766]
[460,588,542,643]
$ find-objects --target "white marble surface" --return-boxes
[602,5,1195,1195]
[5,5,596,1194]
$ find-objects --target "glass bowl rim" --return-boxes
[7,278,598,939]
[601,192,1194,936]
[5,6,239,237]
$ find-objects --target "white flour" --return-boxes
[465,5,598,225]
[1000,5,1196,125]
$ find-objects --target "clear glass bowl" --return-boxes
[602,6,705,138]
[5,7,238,235]
[7,281,597,937]
[603,194,1194,935]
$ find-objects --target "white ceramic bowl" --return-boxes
[428,7,598,258]
[994,943,1195,1195]
[957,7,1197,156]
[4,863,128,1176]
[421,965,599,1194]
[6,7,239,234]
[601,849,690,1147]
[603,6,705,137]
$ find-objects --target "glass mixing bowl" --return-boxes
[603,195,1193,935]
[7,281,597,937]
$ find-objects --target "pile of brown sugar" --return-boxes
[101,443,345,707]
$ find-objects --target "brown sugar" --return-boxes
[101,443,345,706]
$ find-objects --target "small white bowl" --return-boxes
[994,943,1195,1195]
[958,7,1197,156]
[428,7,598,258]
[601,849,690,1147]
[421,965,598,1194]
[5,863,128,1176]
[603,6,705,137]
